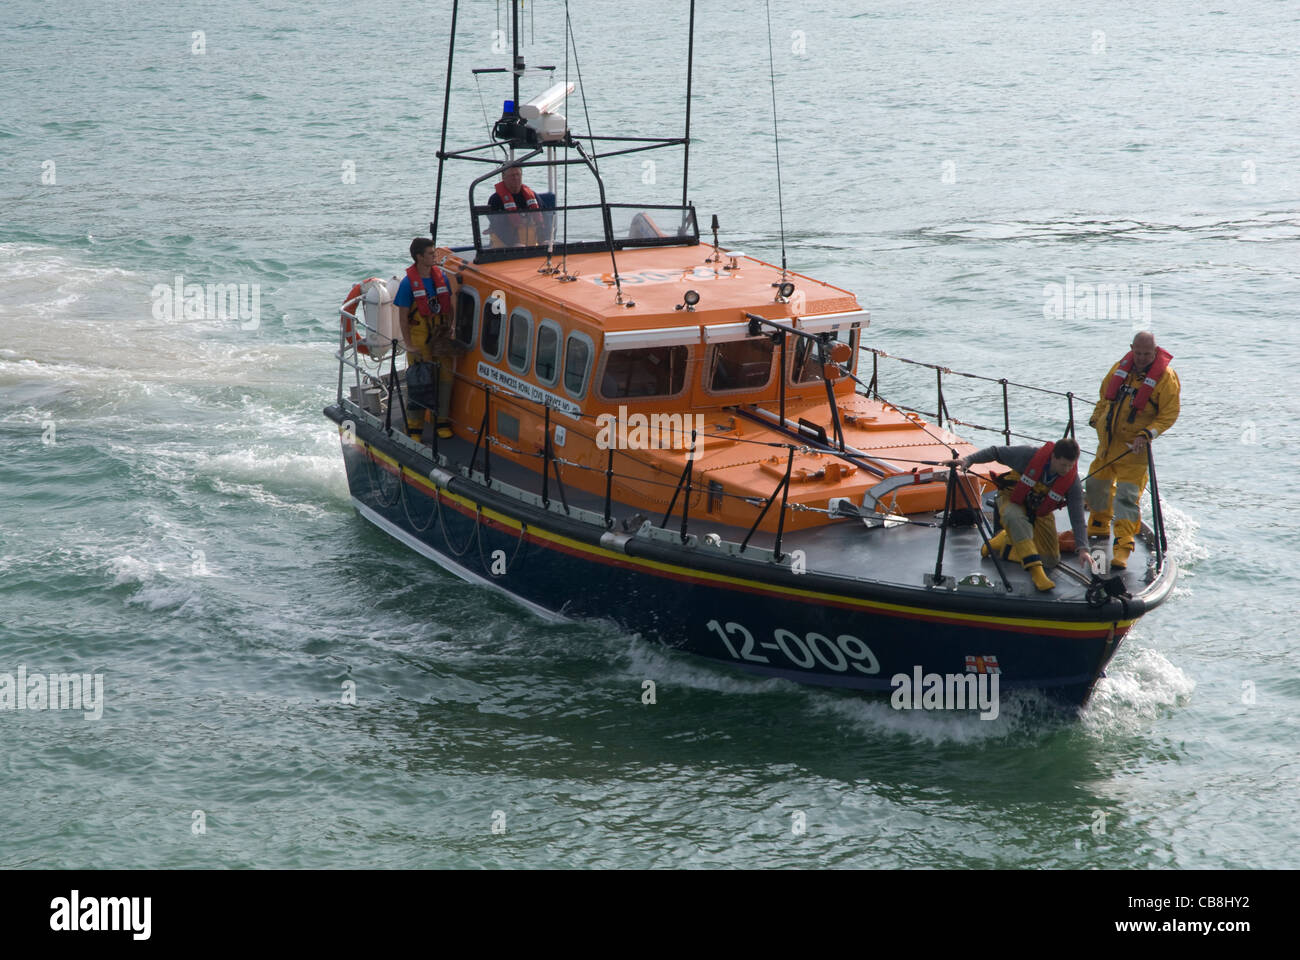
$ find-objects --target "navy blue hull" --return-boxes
[336,420,1138,709]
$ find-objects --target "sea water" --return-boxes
[2,0,1298,868]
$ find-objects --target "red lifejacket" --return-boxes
[493,181,541,233]
[1009,442,1077,517]
[404,264,453,319]
[1104,347,1172,413]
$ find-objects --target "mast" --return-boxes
[430,0,460,245]
[682,0,696,210]
[512,0,522,129]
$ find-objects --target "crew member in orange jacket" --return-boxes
[487,163,544,247]
[1085,331,1180,569]
[395,237,458,441]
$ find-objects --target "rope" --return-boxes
[401,460,530,573]
[565,5,599,177]
[764,0,789,278]
[478,514,529,575]
[861,346,1085,400]
[364,453,401,508]
[431,480,481,557]
[398,466,438,534]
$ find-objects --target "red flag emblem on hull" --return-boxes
[965,655,1001,674]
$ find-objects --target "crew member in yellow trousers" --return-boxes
[395,238,459,441]
[955,439,1093,591]
[1086,331,1180,569]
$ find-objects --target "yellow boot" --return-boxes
[1014,539,1055,591]
[981,528,1010,558]
[1026,561,1055,591]
[1111,518,1138,569]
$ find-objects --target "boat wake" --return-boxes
[1082,645,1196,734]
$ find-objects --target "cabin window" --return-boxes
[535,320,562,386]
[563,333,594,399]
[706,339,773,393]
[507,309,532,374]
[481,294,505,360]
[792,325,859,383]
[454,286,478,347]
[599,345,689,399]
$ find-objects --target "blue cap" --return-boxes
[503,100,515,114]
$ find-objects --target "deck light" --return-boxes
[775,281,796,302]
[676,289,701,312]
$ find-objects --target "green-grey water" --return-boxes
[2,0,1298,868]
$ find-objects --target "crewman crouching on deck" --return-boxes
[956,438,1092,591]
[1085,330,1180,569]
[395,237,458,441]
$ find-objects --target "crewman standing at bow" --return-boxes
[1085,331,1180,569]
[956,439,1093,591]
[487,162,544,247]
[394,237,458,441]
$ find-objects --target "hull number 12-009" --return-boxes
[705,619,880,674]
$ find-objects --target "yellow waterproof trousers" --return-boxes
[1085,444,1148,554]
[996,491,1062,567]
[404,314,455,435]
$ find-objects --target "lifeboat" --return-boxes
[325,0,1176,710]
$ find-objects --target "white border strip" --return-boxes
[352,498,569,624]
[602,324,702,350]
[795,310,871,333]
[701,320,755,343]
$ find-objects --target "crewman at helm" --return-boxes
[394,237,458,441]
[1085,330,1180,570]
[487,162,544,248]
[955,439,1093,591]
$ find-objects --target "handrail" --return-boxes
[659,430,697,542]
[860,347,1095,458]
[1146,444,1167,571]
[333,303,1171,574]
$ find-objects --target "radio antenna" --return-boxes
[764,0,789,282]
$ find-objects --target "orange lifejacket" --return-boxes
[405,264,453,319]
[1104,347,1172,413]
[1009,442,1076,517]
[493,182,541,235]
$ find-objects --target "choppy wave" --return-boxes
[1083,646,1197,734]
[911,212,1300,245]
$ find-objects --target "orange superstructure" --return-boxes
[426,242,986,533]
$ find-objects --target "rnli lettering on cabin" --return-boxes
[405,265,453,318]
[1009,442,1076,516]
[476,361,581,417]
[1105,347,1172,414]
